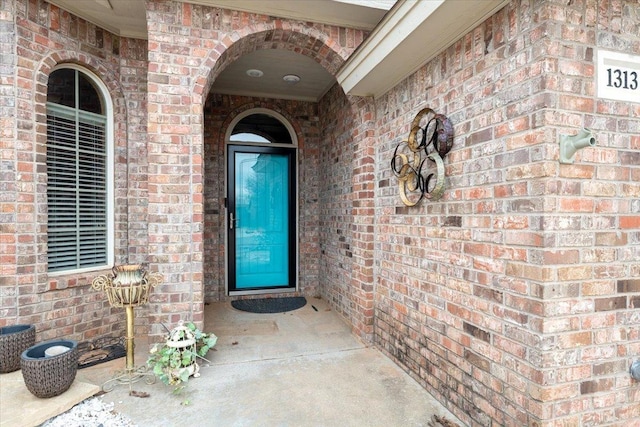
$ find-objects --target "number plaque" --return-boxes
[597,49,640,103]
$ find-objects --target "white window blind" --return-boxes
[47,103,107,272]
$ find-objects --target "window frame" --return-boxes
[46,64,114,275]
[225,109,298,147]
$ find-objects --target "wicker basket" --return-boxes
[20,339,78,398]
[0,324,36,374]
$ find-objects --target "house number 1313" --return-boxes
[606,68,638,90]
[597,50,640,103]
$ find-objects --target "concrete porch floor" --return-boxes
[2,298,463,426]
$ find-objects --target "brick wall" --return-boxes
[0,0,18,321]
[1,0,149,342]
[374,0,639,425]
[319,85,377,339]
[318,85,356,321]
[349,94,377,340]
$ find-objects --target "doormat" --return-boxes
[77,336,126,369]
[231,297,307,314]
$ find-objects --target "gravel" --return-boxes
[41,398,135,427]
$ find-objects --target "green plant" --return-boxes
[147,322,217,392]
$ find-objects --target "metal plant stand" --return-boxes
[92,265,163,391]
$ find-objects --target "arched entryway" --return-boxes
[194,26,376,341]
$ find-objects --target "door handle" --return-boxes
[229,212,236,229]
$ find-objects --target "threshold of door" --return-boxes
[228,287,298,297]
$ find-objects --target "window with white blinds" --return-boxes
[46,68,111,272]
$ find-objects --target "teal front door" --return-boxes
[227,145,296,293]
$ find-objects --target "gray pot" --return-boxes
[0,324,36,373]
[20,339,78,398]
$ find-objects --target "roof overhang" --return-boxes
[46,0,148,39]
[44,0,394,39]
[337,0,510,98]
[184,0,394,30]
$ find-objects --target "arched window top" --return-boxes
[48,67,105,114]
[227,109,296,146]
[46,64,113,274]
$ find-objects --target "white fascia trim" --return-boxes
[337,0,443,96]
[337,0,510,98]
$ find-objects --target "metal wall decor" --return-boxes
[390,108,453,206]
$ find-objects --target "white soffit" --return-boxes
[337,0,510,98]
[46,0,148,39]
[45,0,394,39]
[182,0,393,30]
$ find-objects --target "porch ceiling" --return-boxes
[45,0,510,101]
[45,0,394,39]
[210,49,338,102]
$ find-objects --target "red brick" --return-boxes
[620,216,640,229]
[558,197,594,212]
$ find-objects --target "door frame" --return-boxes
[224,109,299,296]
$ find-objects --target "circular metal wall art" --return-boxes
[390,108,453,206]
